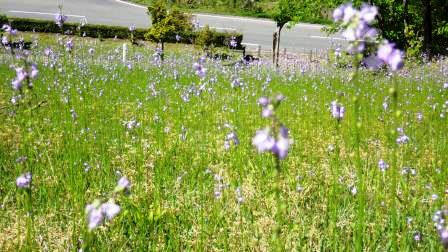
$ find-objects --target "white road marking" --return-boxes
[115,0,146,9]
[199,25,237,32]
[242,42,260,47]
[8,10,86,18]
[310,35,345,41]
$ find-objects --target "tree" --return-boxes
[272,0,299,68]
[145,1,192,61]
[422,0,432,57]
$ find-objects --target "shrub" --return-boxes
[195,26,243,50]
[6,17,146,40]
[1,16,242,48]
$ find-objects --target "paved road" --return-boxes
[0,0,345,51]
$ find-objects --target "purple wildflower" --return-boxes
[378,159,389,172]
[85,201,104,230]
[65,39,73,52]
[230,37,237,48]
[44,47,53,56]
[129,24,136,32]
[252,128,275,152]
[16,172,32,188]
[377,41,404,71]
[2,24,18,35]
[100,202,121,220]
[55,13,68,28]
[193,62,207,79]
[12,67,27,90]
[30,64,38,79]
[258,97,270,106]
[331,101,345,120]
[271,126,290,160]
[2,36,8,46]
[115,176,131,192]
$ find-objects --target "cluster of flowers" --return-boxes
[333,3,378,53]
[252,95,290,160]
[230,36,237,48]
[2,24,18,47]
[396,127,410,145]
[333,3,404,71]
[193,57,207,79]
[1,25,39,93]
[331,100,345,121]
[55,13,68,28]
[12,64,39,91]
[433,209,448,249]
[85,177,130,230]
[224,131,239,150]
[16,172,32,188]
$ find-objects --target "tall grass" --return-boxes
[0,33,447,251]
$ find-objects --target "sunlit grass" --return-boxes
[0,32,447,251]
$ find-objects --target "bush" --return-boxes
[6,17,146,40]
[0,14,8,25]
[195,26,243,49]
[1,17,242,48]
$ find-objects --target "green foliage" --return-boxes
[195,25,243,53]
[370,0,448,55]
[145,2,192,44]
[0,14,8,25]
[272,0,299,28]
[195,25,215,50]
[5,17,146,40]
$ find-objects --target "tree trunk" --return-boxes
[422,0,432,58]
[273,32,278,65]
[403,0,409,49]
[161,41,165,62]
[276,25,284,68]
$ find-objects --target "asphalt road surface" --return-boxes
[0,0,345,51]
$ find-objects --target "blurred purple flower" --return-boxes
[331,101,345,120]
[252,128,275,152]
[44,47,53,56]
[12,67,27,90]
[377,41,404,71]
[2,24,18,35]
[2,36,8,46]
[85,202,104,230]
[16,172,32,188]
[258,97,269,106]
[55,13,68,28]
[115,176,131,193]
[30,64,38,79]
[271,126,290,160]
[100,202,121,220]
[378,159,389,172]
[193,62,207,79]
[65,39,73,52]
[230,37,237,48]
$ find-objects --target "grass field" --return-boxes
[1,32,447,251]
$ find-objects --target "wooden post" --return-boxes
[257,45,261,58]
[122,43,127,63]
